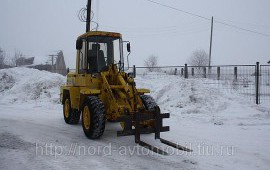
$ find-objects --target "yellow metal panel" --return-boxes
[78,31,122,39]
[66,73,76,86]
[60,86,80,109]
[80,88,101,95]
[137,89,150,94]
[69,87,80,109]
[60,88,64,103]
[110,85,124,89]
[60,86,70,103]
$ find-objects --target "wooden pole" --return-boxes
[208,16,214,75]
[86,0,92,32]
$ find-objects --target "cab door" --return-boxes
[76,39,88,87]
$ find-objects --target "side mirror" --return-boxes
[127,43,131,53]
[76,39,83,50]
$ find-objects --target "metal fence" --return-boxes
[135,66,184,78]
[260,65,270,102]
[42,63,269,104]
[188,65,257,102]
[133,63,270,104]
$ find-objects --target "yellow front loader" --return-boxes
[60,0,191,155]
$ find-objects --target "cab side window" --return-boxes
[79,40,87,74]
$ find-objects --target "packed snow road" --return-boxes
[0,103,199,170]
[0,68,270,170]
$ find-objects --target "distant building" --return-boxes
[29,51,67,76]
[55,51,67,76]
[16,57,35,66]
[2,51,67,75]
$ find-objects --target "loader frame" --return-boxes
[60,31,192,155]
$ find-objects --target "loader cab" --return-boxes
[76,31,124,74]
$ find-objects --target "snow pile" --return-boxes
[0,72,15,93]
[135,73,270,127]
[0,67,65,104]
[0,68,270,170]
[0,67,238,115]
[136,75,230,115]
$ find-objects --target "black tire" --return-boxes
[140,95,160,111]
[63,97,80,124]
[140,95,159,128]
[82,96,106,139]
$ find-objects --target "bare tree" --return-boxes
[144,55,159,72]
[10,49,23,67]
[0,48,6,69]
[188,49,208,66]
[188,49,208,75]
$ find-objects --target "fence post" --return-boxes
[133,65,136,78]
[181,68,184,77]
[184,64,188,79]
[234,67,238,81]
[192,68,194,76]
[256,62,260,104]
[174,68,177,75]
[203,67,207,78]
[217,67,220,80]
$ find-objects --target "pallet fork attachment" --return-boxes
[117,107,192,155]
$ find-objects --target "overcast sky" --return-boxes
[0,0,269,68]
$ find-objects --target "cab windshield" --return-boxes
[87,36,123,73]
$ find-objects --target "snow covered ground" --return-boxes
[0,68,270,170]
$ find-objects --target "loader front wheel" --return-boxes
[141,95,159,111]
[140,95,159,128]
[63,98,80,124]
[82,96,106,139]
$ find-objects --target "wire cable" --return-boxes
[144,0,270,37]
[145,0,210,21]
[214,20,269,37]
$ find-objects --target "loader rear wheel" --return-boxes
[63,98,80,124]
[82,96,106,139]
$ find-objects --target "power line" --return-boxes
[144,0,270,37]
[214,20,270,37]
[144,0,210,21]
[214,17,270,29]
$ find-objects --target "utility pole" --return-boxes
[208,16,214,75]
[86,0,92,32]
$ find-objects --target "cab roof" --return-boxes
[78,31,122,40]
